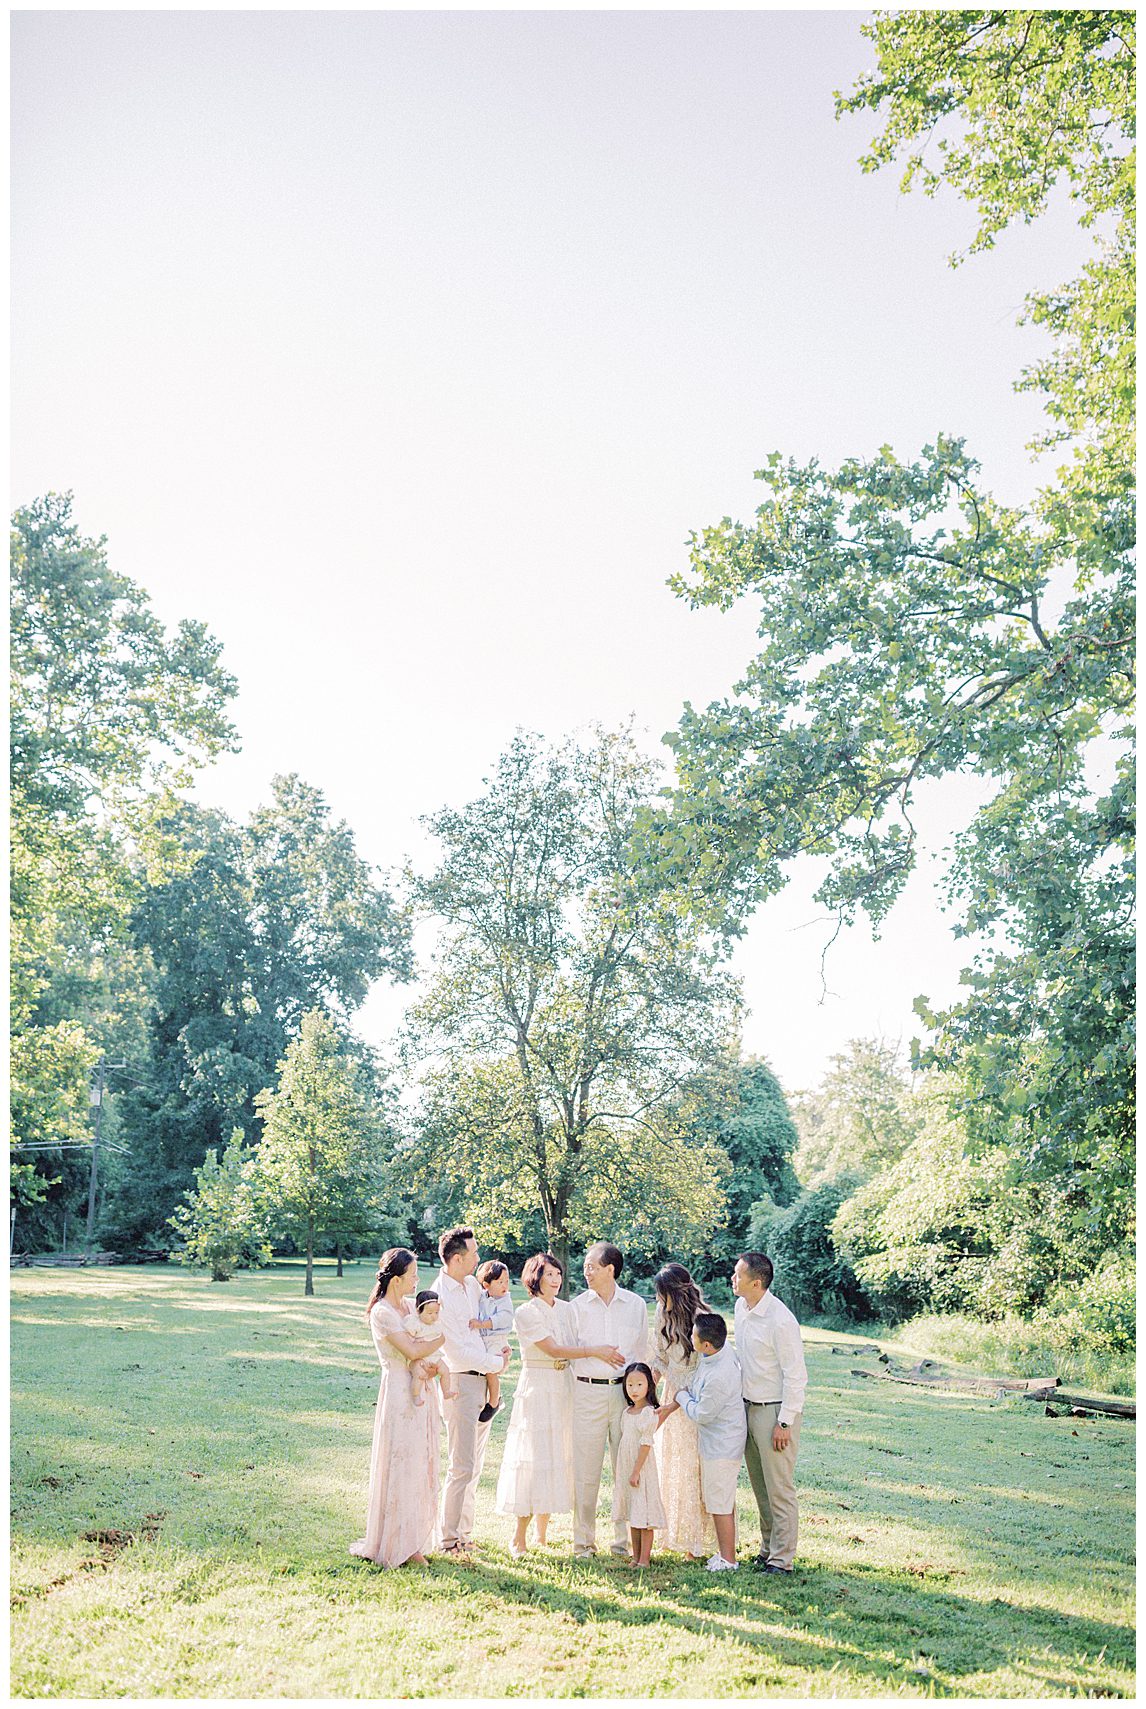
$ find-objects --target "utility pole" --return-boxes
[86,1057,106,1244]
[86,1058,128,1246]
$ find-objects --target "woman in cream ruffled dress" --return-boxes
[349,1247,441,1568]
[650,1262,715,1558]
[495,1252,622,1556]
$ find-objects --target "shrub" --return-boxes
[1039,1251,1136,1355]
[168,1130,270,1282]
[749,1176,871,1319]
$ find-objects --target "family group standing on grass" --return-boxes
[349,1227,807,1576]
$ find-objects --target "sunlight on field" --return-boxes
[10,1265,1135,1699]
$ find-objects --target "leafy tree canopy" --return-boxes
[404,728,742,1276]
[639,10,1134,1252]
[168,1129,271,1282]
[255,1010,393,1296]
[10,493,238,1210]
[792,1037,919,1189]
[107,784,410,1250]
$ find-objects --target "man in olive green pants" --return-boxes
[744,1402,802,1570]
[732,1251,808,1573]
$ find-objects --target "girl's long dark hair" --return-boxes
[366,1247,416,1319]
[653,1262,710,1359]
[622,1361,660,1409]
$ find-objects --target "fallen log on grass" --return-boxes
[1028,1391,1136,1420]
[850,1357,1132,1418]
[852,1360,1060,1398]
[904,1359,1059,1392]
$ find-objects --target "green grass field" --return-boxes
[10,1262,1135,1698]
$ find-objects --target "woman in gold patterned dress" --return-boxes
[649,1263,716,1558]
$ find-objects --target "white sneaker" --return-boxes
[706,1554,739,1572]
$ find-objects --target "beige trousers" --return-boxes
[572,1379,628,1553]
[439,1372,493,1547]
[744,1401,801,1569]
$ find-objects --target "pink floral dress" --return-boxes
[349,1297,440,1566]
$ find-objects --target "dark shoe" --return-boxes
[762,1562,794,1575]
[749,1552,772,1571]
[478,1401,500,1423]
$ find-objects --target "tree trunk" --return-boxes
[336,1240,343,1278]
[549,1223,571,1297]
[305,1217,315,1297]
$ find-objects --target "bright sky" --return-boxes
[12,10,1095,1094]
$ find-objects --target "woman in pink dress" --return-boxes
[350,1247,442,1568]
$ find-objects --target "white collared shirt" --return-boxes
[571,1283,648,1378]
[433,1268,503,1375]
[733,1289,808,1417]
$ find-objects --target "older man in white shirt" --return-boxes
[570,1240,645,1557]
[433,1225,510,1553]
[732,1250,808,1574]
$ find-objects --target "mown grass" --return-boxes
[10,1262,1135,1698]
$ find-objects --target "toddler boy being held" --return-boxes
[469,1259,515,1422]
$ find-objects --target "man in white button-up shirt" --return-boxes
[434,1225,510,1552]
[570,1241,646,1556]
[732,1250,808,1573]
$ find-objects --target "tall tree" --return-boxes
[107,784,410,1248]
[168,1130,271,1283]
[642,12,1134,1257]
[255,1010,391,1296]
[10,492,238,1222]
[791,1038,919,1189]
[405,729,742,1277]
[665,1055,800,1280]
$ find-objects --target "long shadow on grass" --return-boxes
[405,1551,1133,1695]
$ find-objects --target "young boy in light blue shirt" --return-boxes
[470,1259,515,1422]
[669,1310,747,1572]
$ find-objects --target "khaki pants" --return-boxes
[439,1373,493,1547]
[572,1379,628,1553]
[744,1401,801,1569]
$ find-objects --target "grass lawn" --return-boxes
[10,1262,1135,1699]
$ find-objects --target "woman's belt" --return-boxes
[523,1357,569,1371]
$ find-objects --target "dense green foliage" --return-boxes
[667,1056,800,1290]
[10,493,238,1228]
[641,10,1134,1336]
[9,501,410,1257]
[405,729,742,1275]
[106,784,409,1250]
[11,1266,1135,1698]
[791,1038,918,1188]
[255,1010,399,1295]
[167,1129,270,1281]
[750,1176,871,1322]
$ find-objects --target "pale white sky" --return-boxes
[11,10,1094,1093]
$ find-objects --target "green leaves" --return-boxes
[10,494,240,1214]
[254,1011,394,1288]
[168,1130,270,1282]
[655,10,1135,1306]
[404,728,742,1258]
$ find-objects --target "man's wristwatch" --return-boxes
[778,1419,791,1430]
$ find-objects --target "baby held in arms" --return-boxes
[406,1291,457,1406]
